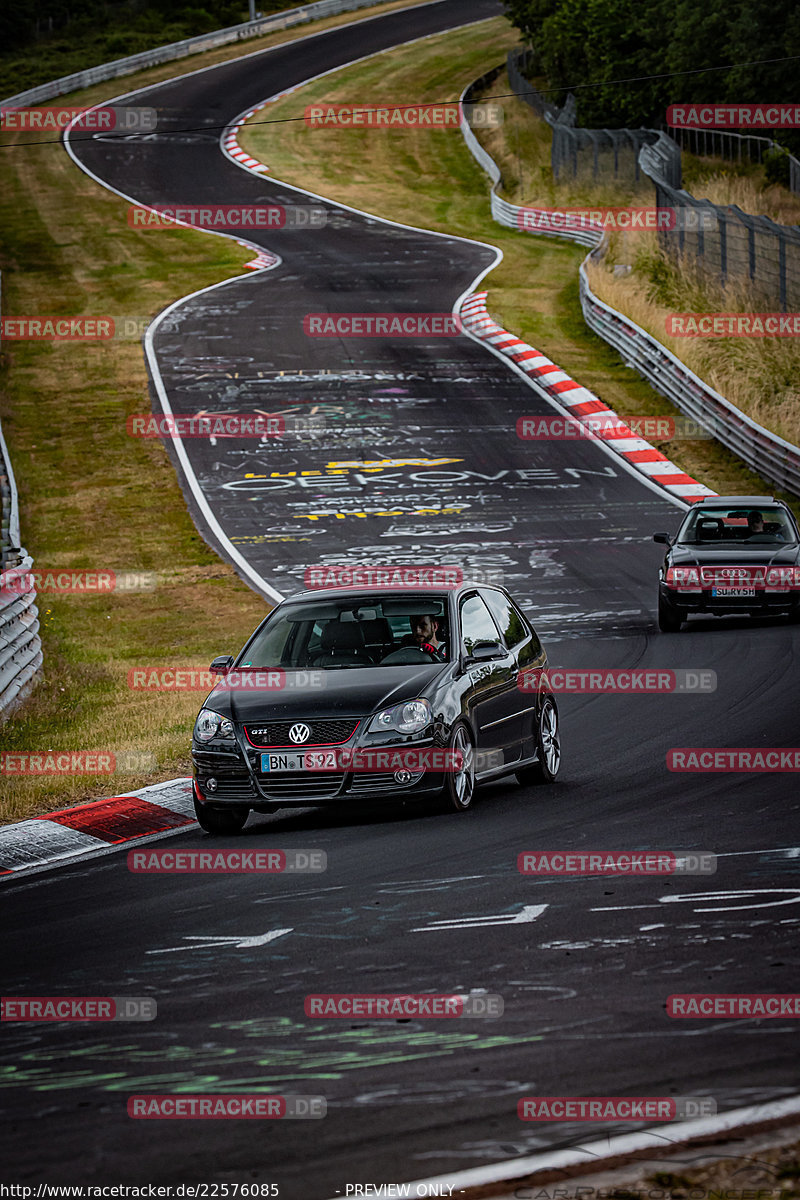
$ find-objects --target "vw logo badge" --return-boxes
[289,722,311,744]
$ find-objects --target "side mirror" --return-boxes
[467,640,505,663]
[209,655,234,675]
[653,533,672,545]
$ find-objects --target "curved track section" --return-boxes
[4,2,798,1195]
[66,0,684,629]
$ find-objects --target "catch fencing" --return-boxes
[648,171,800,312]
[505,48,800,310]
[459,78,800,499]
[669,127,800,196]
[1,0,399,107]
[507,49,681,189]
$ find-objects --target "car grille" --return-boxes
[244,719,360,747]
[256,771,345,800]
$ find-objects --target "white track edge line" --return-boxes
[326,1096,800,1198]
[62,9,506,604]
[224,51,692,512]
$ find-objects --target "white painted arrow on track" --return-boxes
[412,904,548,933]
[147,929,292,954]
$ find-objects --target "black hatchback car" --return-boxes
[191,583,560,833]
[654,495,800,631]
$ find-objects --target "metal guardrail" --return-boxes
[459,72,800,500]
[461,76,602,248]
[0,272,43,720]
[1,0,398,107]
[578,263,800,497]
[0,429,43,721]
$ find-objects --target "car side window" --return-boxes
[460,594,502,654]
[482,589,530,650]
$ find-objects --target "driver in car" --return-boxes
[401,614,446,660]
[747,510,785,541]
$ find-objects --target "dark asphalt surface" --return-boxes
[3,0,800,1193]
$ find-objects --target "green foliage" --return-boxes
[763,146,792,188]
[0,0,306,97]
[504,0,800,131]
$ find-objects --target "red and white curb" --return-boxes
[219,106,284,270]
[223,99,274,175]
[460,291,717,505]
[0,777,195,878]
[222,101,716,505]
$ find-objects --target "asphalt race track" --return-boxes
[3,0,800,1194]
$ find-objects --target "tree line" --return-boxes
[503,0,800,149]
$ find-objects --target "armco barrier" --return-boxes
[459,72,800,499]
[461,74,601,250]
[1,0,400,108]
[0,424,43,721]
[578,266,800,497]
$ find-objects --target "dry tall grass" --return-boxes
[587,235,800,446]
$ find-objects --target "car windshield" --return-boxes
[678,506,797,546]
[236,595,451,670]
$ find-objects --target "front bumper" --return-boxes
[659,582,800,617]
[192,736,446,807]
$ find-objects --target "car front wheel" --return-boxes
[516,696,560,785]
[442,723,476,812]
[193,794,249,835]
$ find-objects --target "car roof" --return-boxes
[689,495,777,506]
[281,582,498,604]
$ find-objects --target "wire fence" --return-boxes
[505,48,800,310]
[508,49,681,187]
[649,177,800,311]
[668,126,800,195]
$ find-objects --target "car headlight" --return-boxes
[193,708,235,742]
[368,698,432,735]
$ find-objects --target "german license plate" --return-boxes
[261,750,337,772]
[711,587,756,597]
